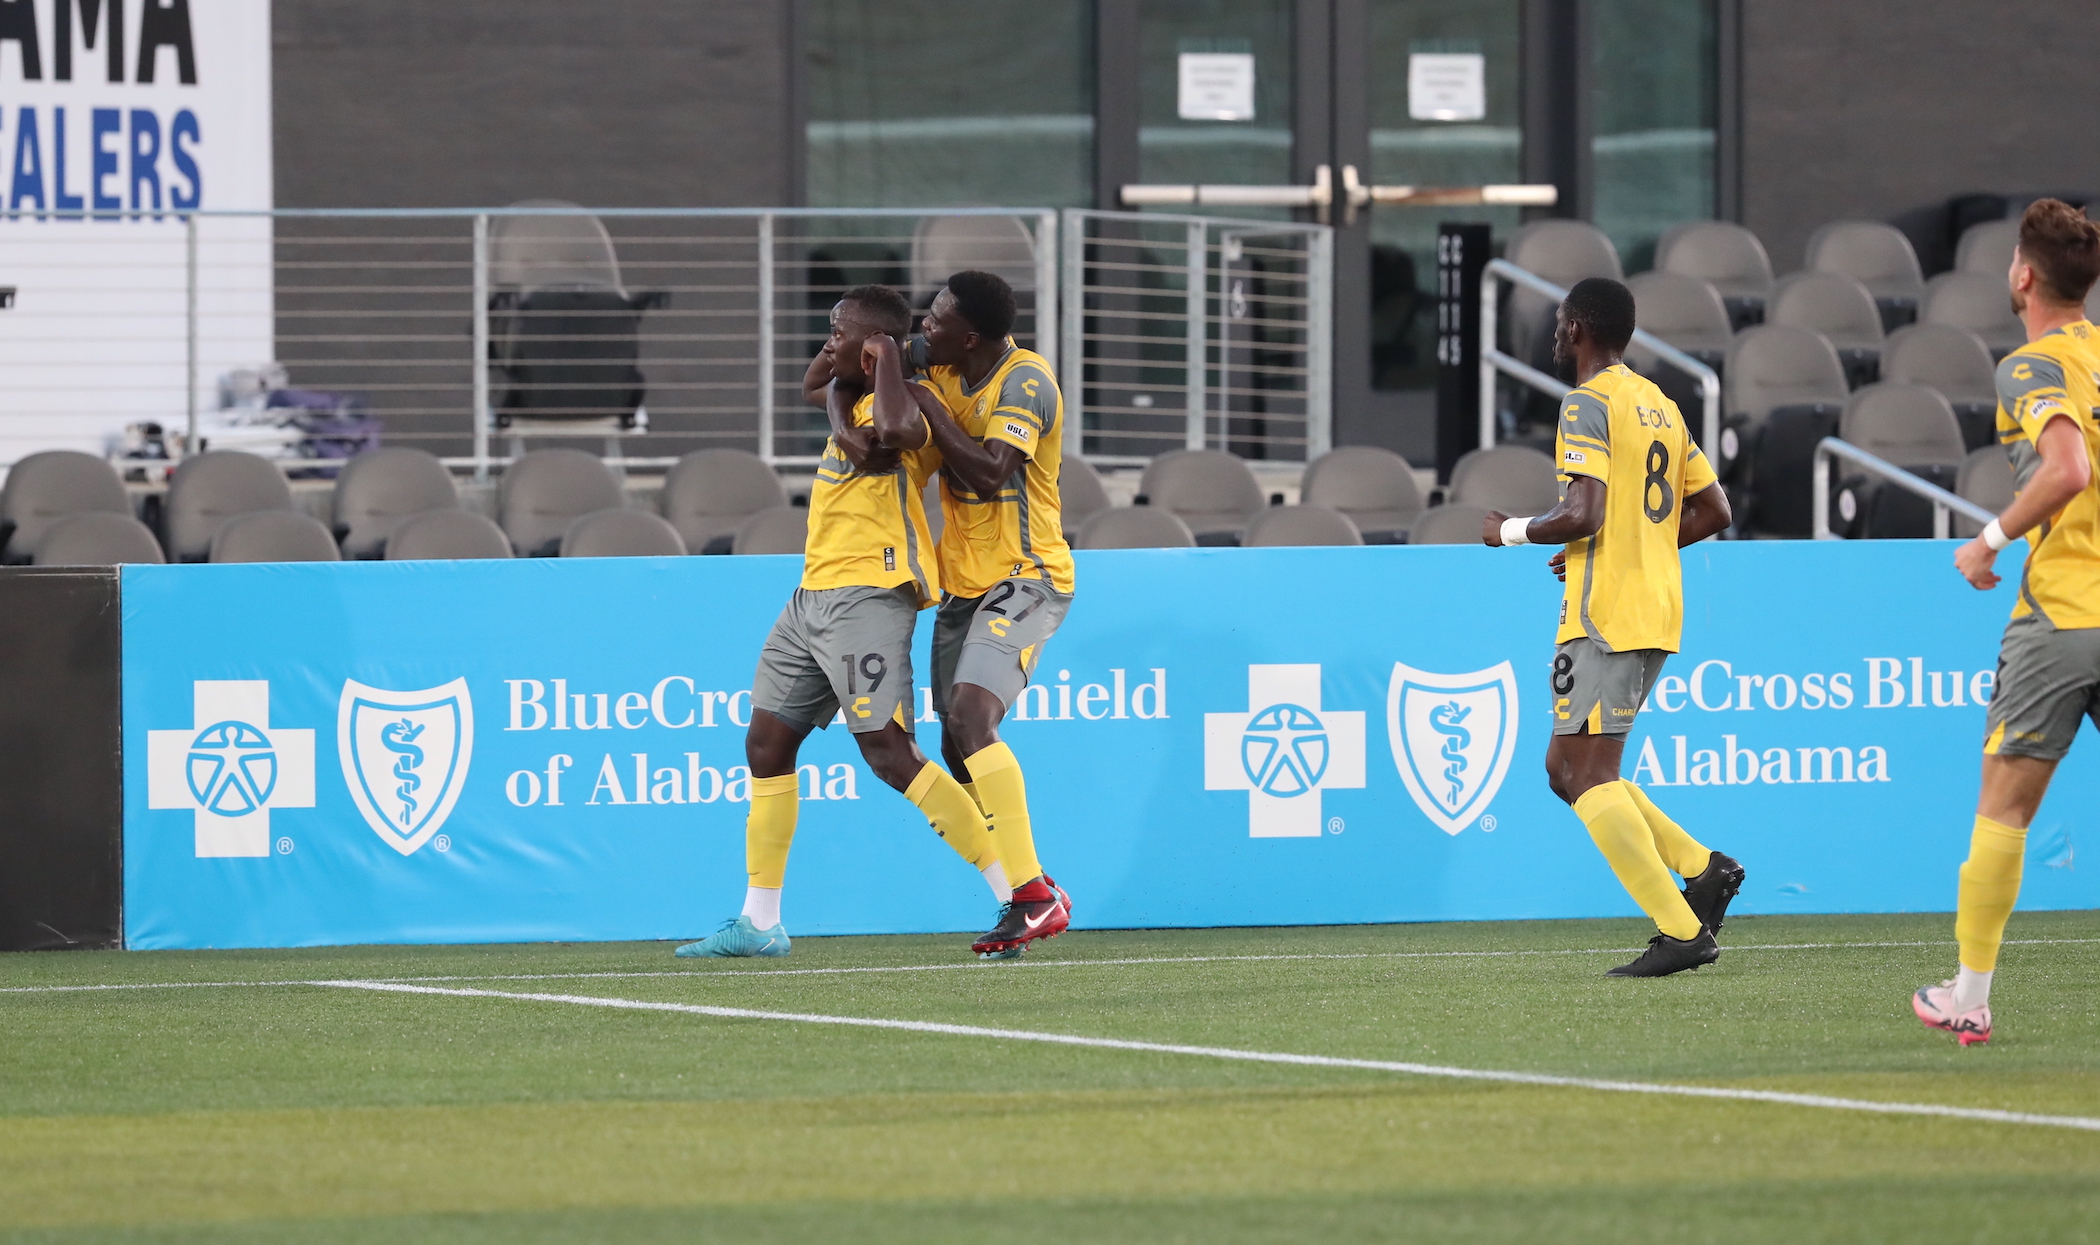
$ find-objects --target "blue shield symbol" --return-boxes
[338,678,475,855]
[1387,662,1520,835]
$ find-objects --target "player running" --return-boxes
[676,285,999,958]
[1483,276,1745,978]
[912,271,1076,958]
[1912,200,2100,1045]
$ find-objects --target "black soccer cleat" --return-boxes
[971,875,1070,955]
[1606,928,1720,978]
[1681,852,1746,935]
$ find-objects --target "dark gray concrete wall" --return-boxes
[273,0,796,208]
[1741,1,2100,273]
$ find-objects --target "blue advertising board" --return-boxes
[120,541,2098,949]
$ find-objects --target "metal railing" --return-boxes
[1479,258,1720,453]
[1061,209,1332,464]
[1812,437,1996,540]
[0,206,1065,478]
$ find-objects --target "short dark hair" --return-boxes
[840,284,913,336]
[1562,277,1637,353]
[2018,199,2100,305]
[944,270,1017,340]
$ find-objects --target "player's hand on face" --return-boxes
[1481,509,1510,547]
[1547,550,1567,582]
[1955,535,2002,590]
[860,332,897,374]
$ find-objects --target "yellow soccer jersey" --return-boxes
[920,342,1078,599]
[1554,364,1717,652]
[1995,321,2100,629]
[800,391,942,608]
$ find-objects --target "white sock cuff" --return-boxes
[981,860,1013,904]
[1953,965,1993,1013]
[742,886,782,930]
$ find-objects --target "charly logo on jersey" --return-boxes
[147,681,317,858]
[1204,664,1364,837]
[1387,662,1520,835]
[339,678,475,856]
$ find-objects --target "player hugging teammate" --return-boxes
[1484,277,1747,978]
[678,272,1076,962]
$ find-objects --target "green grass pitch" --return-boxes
[5,911,2100,1244]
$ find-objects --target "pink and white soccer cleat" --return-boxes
[1912,981,1992,1046]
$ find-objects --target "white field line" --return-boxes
[317,979,2100,1134]
[6,936,2099,995]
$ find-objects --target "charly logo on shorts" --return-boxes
[339,678,474,856]
[1387,662,1519,836]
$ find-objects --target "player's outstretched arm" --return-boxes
[1677,482,1733,547]
[1482,476,1604,547]
[1956,416,2091,590]
[862,333,931,451]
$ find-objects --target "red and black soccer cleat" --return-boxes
[972,875,1071,954]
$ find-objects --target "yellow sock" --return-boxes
[1573,782,1702,940]
[1621,781,1713,878]
[967,742,1042,886]
[962,782,984,816]
[906,763,999,870]
[744,773,800,888]
[1955,816,2027,973]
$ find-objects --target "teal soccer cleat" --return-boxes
[675,916,791,958]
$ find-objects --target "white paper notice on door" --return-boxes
[1178,53,1257,122]
[1408,53,1486,122]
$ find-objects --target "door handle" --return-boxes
[1121,168,1556,223]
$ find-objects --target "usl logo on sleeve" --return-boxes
[1004,422,1032,442]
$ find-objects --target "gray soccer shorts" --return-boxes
[1551,637,1668,736]
[931,576,1073,714]
[751,584,920,734]
[1984,614,2100,761]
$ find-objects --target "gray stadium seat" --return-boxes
[1724,325,1851,431]
[1767,272,1885,388]
[1627,272,1734,367]
[560,508,687,557]
[1137,449,1264,545]
[1505,220,1623,369]
[33,512,165,566]
[1074,506,1196,550]
[1655,220,1774,327]
[1922,271,2025,360]
[1300,446,1424,542]
[332,446,458,558]
[1805,219,1926,328]
[732,505,809,555]
[488,201,666,426]
[1956,219,2020,276]
[1841,383,1966,469]
[164,450,296,563]
[208,510,344,563]
[1241,504,1363,548]
[1833,382,1967,538]
[0,449,131,563]
[1448,445,1560,514]
[384,509,515,561]
[1407,503,1493,546]
[499,448,625,556]
[1881,324,1999,450]
[660,449,789,555]
[1953,445,2014,539]
[1059,455,1113,539]
[911,214,1037,308]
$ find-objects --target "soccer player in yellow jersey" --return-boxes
[1913,200,2100,1044]
[912,271,1077,956]
[1483,277,1744,978]
[677,285,1001,958]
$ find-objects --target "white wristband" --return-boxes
[1500,516,1533,547]
[1982,518,2011,551]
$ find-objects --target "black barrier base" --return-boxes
[0,568,122,950]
